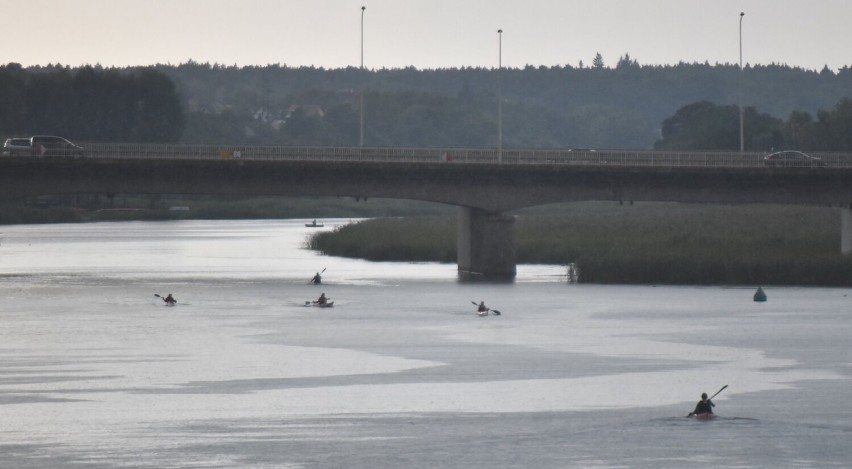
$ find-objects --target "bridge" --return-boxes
[3,143,852,278]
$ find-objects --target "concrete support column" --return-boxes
[457,207,516,278]
[842,206,852,255]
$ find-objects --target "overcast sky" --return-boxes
[3,0,850,71]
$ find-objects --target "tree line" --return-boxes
[655,98,852,151]
[2,59,851,151]
[0,63,184,142]
[154,59,851,150]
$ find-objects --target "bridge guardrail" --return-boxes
[56,143,852,169]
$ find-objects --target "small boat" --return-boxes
[690,412,716,420]
[305,220,324,228]
[305,301,334,308]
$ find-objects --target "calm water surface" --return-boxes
[1,220,850,468]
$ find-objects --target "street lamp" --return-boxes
[497,28,503,163]
[359,5,366,147]
[739,12,745,152]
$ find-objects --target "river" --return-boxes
[1,219,850,468]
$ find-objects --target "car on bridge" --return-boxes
[763,150,824,167]
[2,137,31,156]
[29,136,84,157]
[3,136,85,157]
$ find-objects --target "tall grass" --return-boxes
[308,216,457,262]
[309,202,852,286]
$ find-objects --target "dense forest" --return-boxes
[655,98,852,151]
[0,63,184,142]
[2,58,851,150]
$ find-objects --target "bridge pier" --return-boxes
[842,207,852,255]
[457,207,516,279]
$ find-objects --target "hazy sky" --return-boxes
[3,0,850,71]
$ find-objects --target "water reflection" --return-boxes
[0,219,567,284]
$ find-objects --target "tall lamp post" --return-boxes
[359,5,366,147]
[497,28,503,163]
[739,12,745,152]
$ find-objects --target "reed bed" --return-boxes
[309,202,852,286]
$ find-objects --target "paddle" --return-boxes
[708,384,728,400]
[687,385,727,417]
[470,300,501,316]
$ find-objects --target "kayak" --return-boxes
[306,301,334,308]
[691,412,716,420]
[477,309,501,316]
[305,223,324,228]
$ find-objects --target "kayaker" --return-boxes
[477,301,488,316]
[689,392,715,416]
[163,293,177,306]
[310,272,322,284]
[316,293,328,305]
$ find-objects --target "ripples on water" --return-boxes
[0,220,850,468]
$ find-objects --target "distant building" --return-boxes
[285,104,325,119]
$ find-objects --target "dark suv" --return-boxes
[30,135,84,157]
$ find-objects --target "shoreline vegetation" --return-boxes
[3,197,851,286]
[0,196,451,225]
[307,202,852,287]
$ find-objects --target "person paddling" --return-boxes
[316,293,328,305]
[473,300,501,316]
[162,293,177,306]
[309,268,326,285]
[689,392,716,417]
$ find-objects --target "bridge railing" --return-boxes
[76,143,852,168]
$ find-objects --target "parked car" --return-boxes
[2,137,32,156]
[763,150,824,167]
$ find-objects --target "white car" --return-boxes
[2,137,31,156]
[763,150,824,167]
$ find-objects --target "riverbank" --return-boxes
[0,196,451,225]
[308,202,852,286]
[4,198,850,286]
